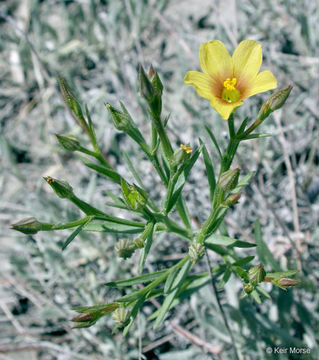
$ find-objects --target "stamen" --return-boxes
[222,77,240,103]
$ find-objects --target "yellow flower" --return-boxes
[180,143,192,154]
[184,40,277,120]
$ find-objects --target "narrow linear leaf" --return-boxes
[122,151,145,190]
[153,259,192,328]
[218,266,232,288]
[254,219,280,271]
[79,156,121,184]
[138,223,155,273]
[166,146,202,213]
[231,240,256,248]
[240,133,271,140]
[232,256,255,266]
[205,234,237,246]
[200,139,216,201]
[251,289,262,304]
[62,217,92,250]
[236,117,249,135]
[105,269,167,287]
[265,270,298,279]
[164,266,180,294]
[123,296,146,336]
[256,285,271,299]
[205,125,222,159]
[84,221,144,234]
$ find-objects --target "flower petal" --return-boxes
[246,70,277,98]
[184,71,212,100]
[232,40,262,82]
[199,40,232,79]
[209,97,243,120]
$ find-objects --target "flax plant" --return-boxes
[12,40,298,337]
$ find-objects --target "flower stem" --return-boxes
[205,250,239,360]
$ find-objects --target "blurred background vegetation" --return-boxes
[0,0,318,359]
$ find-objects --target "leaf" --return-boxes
[205,125,222,159]
[251,289,262,304]
[228,113,235,138]
[232,256,255,266]
[232,266,249,282]
[205,243,229,256]
[256,285,271,299]
[138,223,155,273]
[240,133,272,140]
[254,219,280,271]
[84,221,144,234]
[230,240,256,248]
[122,151,145,190]
[79,156,121,184]
[199,139,216,202]
[153,259,192,328]
[105,269,167,287]
[123,296,145,336]
[176,198,192,230]
[165,145,202,213]
[205,234,237,246]
[265,270,298,279]
[236,117,249,135]
[164,266,180,294]
[231,171,255,193]
[218,266,232,288]
[62,217,93,250]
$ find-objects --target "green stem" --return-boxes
[151,114,174,162]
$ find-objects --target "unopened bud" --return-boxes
[121,179,147,211]
[188,243,205,264]
[248,264,266,286]
[58,76,83,119]
[11,217,41,235]
[133,238,145,249]
[243,282,254,294]
[224,192,241,206]
[112,307,130,328]
[115,239,135,259]
[71,312,94,323]
[44,176,74,199]
[258,86,292,121]
[272,277,300,290]
[219,168,240,193]
[138,65,153,100]
[56,134,81,152]
[106,104,131,132]
[148,64,156,79]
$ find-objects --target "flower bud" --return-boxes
[115,239,136,259]
[44,176,74,199]
[112,307,130,328]
[243,282,254,294]
[248,264,266,286]
[148,64,156,79]
[138,65,153,100]
[224,192,241,206]
[133,238,145,249]
[11,217,42,235]
[71,312,94,323]
[106,104,131,132]
[218,168,240,193]
[257,86,292,121]
[121,179,147,211]
[272,277,300,290]
[188,243,205,264]
[58,76,83,119]
[56,134,81,152]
